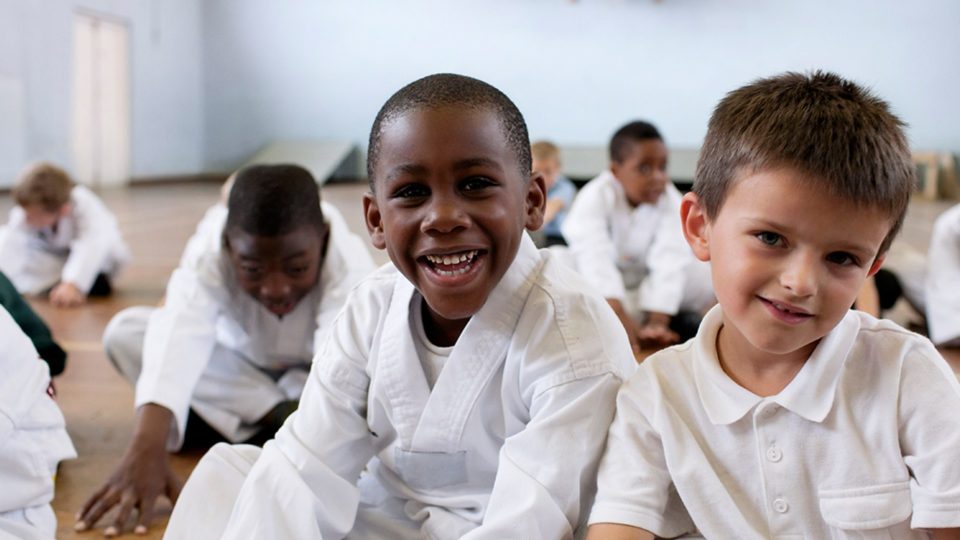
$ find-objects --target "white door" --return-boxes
[71,13,130,187]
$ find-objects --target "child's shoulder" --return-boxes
[516,249,636,376]
[846,310,946,371]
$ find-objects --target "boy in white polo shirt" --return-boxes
[587,71,960,539]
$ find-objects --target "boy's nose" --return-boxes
[779,253,818,297]
[422,197,468,234]
[259,273,292,300]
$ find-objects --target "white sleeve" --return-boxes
[134,267,220,450]
[639,189,691,315]
[925,206,960,345]
[898,339,960,528]
[221,289,378,539]
[62,190,122,291]
[311,209,376,353]
[562,182,626,300]
[589,367,696,537]
[461,373,623,539]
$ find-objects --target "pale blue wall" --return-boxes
[201,0,960,175]
[3,0,958,184]
[0,0,203,186]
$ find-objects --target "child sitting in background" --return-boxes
[0,305,76,539]
[75,164,375,536]
[0,162,129,307]
[164,73,635,539]
[531,140,577,247]
[926,202,960,348]
[588,71,960,539]
[562,121,713,353]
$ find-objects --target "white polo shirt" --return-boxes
[590,306,960,538]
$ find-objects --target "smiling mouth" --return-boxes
[422,249,480,277]
[760,296,813,323]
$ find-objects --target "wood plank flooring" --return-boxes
[0,182,956,538]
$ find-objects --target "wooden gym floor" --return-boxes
[0,181,957,538]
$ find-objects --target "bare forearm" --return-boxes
[132,403,174,449]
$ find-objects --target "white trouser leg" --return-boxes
[164,443,261,540]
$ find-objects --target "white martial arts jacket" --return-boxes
[219,235,636,539]
[561,171,698,315]
[0,185,129,294]
[926,203,960,345]
[0,306,76,537]
[135,204,375,449]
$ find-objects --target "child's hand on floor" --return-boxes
[76,405,183,536]
[50,282,86,307]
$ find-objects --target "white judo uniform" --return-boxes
[104,203,375,449]
[0,185,129,295]
[164,234,636,539]
[561,171,712,318]
[0,306,76,540]
[926,203,960,346]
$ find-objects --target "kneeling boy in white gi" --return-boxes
[166,73,635,539]
[75,164,375,536]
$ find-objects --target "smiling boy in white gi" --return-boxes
[587,71,960,539]
[165,73,635,539]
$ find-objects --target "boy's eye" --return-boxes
[638,164,652,175]
[240,265,263,278]
[755,231,783,246]
[286,265,309,276]
[826,252,859,267]
[460,176,495,192]
[392,184,429,199]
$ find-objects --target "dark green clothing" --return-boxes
[0,271,66,375]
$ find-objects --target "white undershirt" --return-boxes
[412,297,452,389]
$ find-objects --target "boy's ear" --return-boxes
[58,202,73,217]
[680,192,711,262]
[524,172,547,231]
[362,192,387,250]
[866,252,887,277]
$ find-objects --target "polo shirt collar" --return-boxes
[694,305,860,425]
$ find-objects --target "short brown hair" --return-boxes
[694,71,914,254]
[531,140,560,163]
[13,162,74,212]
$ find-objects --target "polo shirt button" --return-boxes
[766,445,782,462]
[773,498,789,513]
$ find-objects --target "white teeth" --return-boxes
[425,250,477,266]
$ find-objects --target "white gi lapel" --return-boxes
[377,275,432,449]
[410,234,543,453]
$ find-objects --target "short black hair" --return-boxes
[609,121,663,164]
[225,164,325,236]
[367,73,531,187]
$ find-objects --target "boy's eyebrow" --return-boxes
[385,157,505,182]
